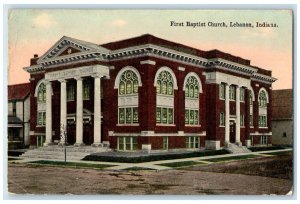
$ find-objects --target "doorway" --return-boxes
[230,120,236,143]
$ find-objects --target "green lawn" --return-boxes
[28,160,116,169]
[202,154,260,163]
[158,160,205,168]
[262,151,292,156]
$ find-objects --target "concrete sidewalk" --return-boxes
[8,148,292,171]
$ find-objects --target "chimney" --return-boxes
[34,54,38,58]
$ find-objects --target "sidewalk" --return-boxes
[8,148,292,171]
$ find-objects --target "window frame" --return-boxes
[117,136,138,151]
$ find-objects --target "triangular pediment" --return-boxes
[58,46,82,57]
[37,36,110,63]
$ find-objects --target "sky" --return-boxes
[8,9,293,90]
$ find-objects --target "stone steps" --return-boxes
[20,145,111,161]
[226,143,252,154]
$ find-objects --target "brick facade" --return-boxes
[25,34,275,150]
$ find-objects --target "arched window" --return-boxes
[156,71,174,95]
[185,76,199,98]
[258,89,269,128]
[259,90,267,107]
[37,83,46,102]
[116,67,142,126]
[119,70,139,95]
[184,73,202,126]
[35,80,48,126]
[155,68,177,125]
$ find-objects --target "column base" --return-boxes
[74,143,85,147]
[92,143,103,147]
[235,141,242,146]
[43,142,53,147]
[224,141,230,148]
[58,142,67,146]
[245,139,252,147]
[205,140,220,150]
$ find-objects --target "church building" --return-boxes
[24,34,276,151]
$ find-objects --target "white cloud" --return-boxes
[111,19,128,27]
[33,13,57,28]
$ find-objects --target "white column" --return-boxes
[44,80,52,146]
[93,74,102,146]
[75,77,83,146]
[59,79,67,144]
[235,86,241,144]
[225,83,230,145]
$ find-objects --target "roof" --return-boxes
[101,34,270,73]
[272,89,293,119]
[8,116,23,124]
[8,83,31,101]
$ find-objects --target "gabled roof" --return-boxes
[37,36,110,63]
[8,83,31,101]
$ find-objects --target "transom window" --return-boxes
[156,71,173,95]
[38,83,46,102]
[186,136,199,149]
[118,136,138,151]
[259,90,267,107]
[185,76,199,98]
[119,70,139,95]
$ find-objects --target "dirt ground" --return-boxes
[7,155,293,195]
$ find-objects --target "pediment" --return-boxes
[58,46,82,57]
[37,36,109,63]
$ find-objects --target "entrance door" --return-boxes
[230,120,236,143]
[66,125,76,145]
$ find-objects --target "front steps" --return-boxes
[20,145,111,161]
[225,143,252,154]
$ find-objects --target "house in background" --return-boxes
[272,89,293,146]
[8,83,31,149]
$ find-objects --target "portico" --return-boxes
[43,65,109,146]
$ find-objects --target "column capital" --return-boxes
[74,76,83,81]
[92,73,103,79]
[58,79,67,83]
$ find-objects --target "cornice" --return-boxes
[24,43,277,84]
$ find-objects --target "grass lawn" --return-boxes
[158,160,205,168]
[248,145,287,152]
[123,166,155,171]
[27,160,116,169]
[262,151,292,156]
[83,149,230,163]
[202,154,260,163]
